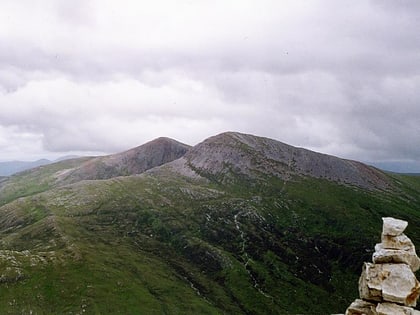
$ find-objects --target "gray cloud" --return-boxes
[0,0,419,171]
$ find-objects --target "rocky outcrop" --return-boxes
[345,217,420,315]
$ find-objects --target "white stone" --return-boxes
[381,264,420,306]
[382,217,408,236]
[345,299,377,315]
[359,263,384,302]
[359,263,420,306]
[373,243,420,272]
[345,217,420,314]
[376,302,412,315]
[382,234,415,251]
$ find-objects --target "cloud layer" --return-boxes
[0,0,419,169]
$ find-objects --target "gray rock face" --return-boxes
[345,217,420,314]
[185,132,392,190]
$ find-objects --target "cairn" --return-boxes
[345,217,420,315]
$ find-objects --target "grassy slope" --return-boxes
[0,166,420,314]
[0,158,92,206]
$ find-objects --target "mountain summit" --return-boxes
[182,132,391,190]
[56,137,191,184]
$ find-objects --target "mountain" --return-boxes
[370,160,420,174]
[0,137,190,205]
[54,155,80,162]
[0,132,420,314]
[182,132,392,190]
[0,156,82,177]
[54,137,191,184]
[0,159,52,176]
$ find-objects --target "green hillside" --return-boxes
[0,133,419,314]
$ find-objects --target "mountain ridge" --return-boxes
[0,132,395,206]
[179,131,392,191]
[0,132,418,314]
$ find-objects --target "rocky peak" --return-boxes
[345,217,420,315]
[185,132,392,190]
[59,137,191,183]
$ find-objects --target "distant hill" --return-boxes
[370,161,420,174]
[0,159,52,176]
[57,137,191,184]
[0,156,82,176]
[0,132,420,314]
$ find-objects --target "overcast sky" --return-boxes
[1,1,419,170]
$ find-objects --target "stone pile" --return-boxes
[346,217,420,315]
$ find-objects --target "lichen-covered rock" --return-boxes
[345,299,377,315]
[382,217,408,236]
